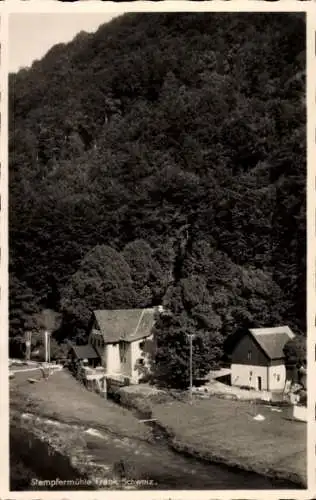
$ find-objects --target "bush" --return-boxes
[298,390,307,407]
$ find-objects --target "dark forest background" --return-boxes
[9,13,306,380]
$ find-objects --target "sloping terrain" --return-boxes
[10,13,306,347]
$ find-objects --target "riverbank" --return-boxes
[117,384,307,488]
[10,414,95,491]
[11,369,153,443]
[10,370,306,490]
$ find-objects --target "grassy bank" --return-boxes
[10,370,306,488]
[10,370,152,443]
[118,385,307,488]
[10,370,160,490]
[10,414,96,490]
[12,369,289,491]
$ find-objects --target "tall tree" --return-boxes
[151,277,224,388]
[60,245,136,339]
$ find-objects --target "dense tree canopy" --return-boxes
[283,336,307,367]
[9,13,306,383]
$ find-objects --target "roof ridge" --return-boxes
[93,307,158,315]
[250,325,290,330]
[255,331,290,335]
[93,306,160,314]
[250,326,293,335]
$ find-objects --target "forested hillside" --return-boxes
[9,13,306,370]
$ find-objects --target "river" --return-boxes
[10,410,300,491]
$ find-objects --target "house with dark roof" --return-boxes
[86,307,161,383]
[230,326,295,392]
[68,343,101,368]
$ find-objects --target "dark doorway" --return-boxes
[257,376,262,391]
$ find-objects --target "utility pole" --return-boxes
[186,333,195,405]
[48,331,51,377]
[44,331,48,363]
[43,330,51,379]
[25,331,31,362]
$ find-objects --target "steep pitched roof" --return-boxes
[93,307,159,344]
[70,344,100,360]
[249,326,295,360]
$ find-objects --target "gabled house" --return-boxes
[230,326,295,392]
[87,307,160,383]
[68,344,101,368]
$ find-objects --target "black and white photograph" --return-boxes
[8,10,307,492]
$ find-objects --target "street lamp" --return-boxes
[186,333,195,404]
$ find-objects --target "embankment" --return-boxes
[10,371,306,490]
[117,385,307,488]
[10,414,92,490]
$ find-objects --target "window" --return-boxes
[249,371,253,377]
[247,350,252,361]
[276,374,280,382]
[119,342,127,364]
[92,336,100,348]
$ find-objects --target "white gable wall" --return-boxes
[105,343,121,375]
[231,363,286,391]
[231,364,268,390]
[120,342,132,378]
[130,340,142,382]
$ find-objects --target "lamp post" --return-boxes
[186,333,195,405]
